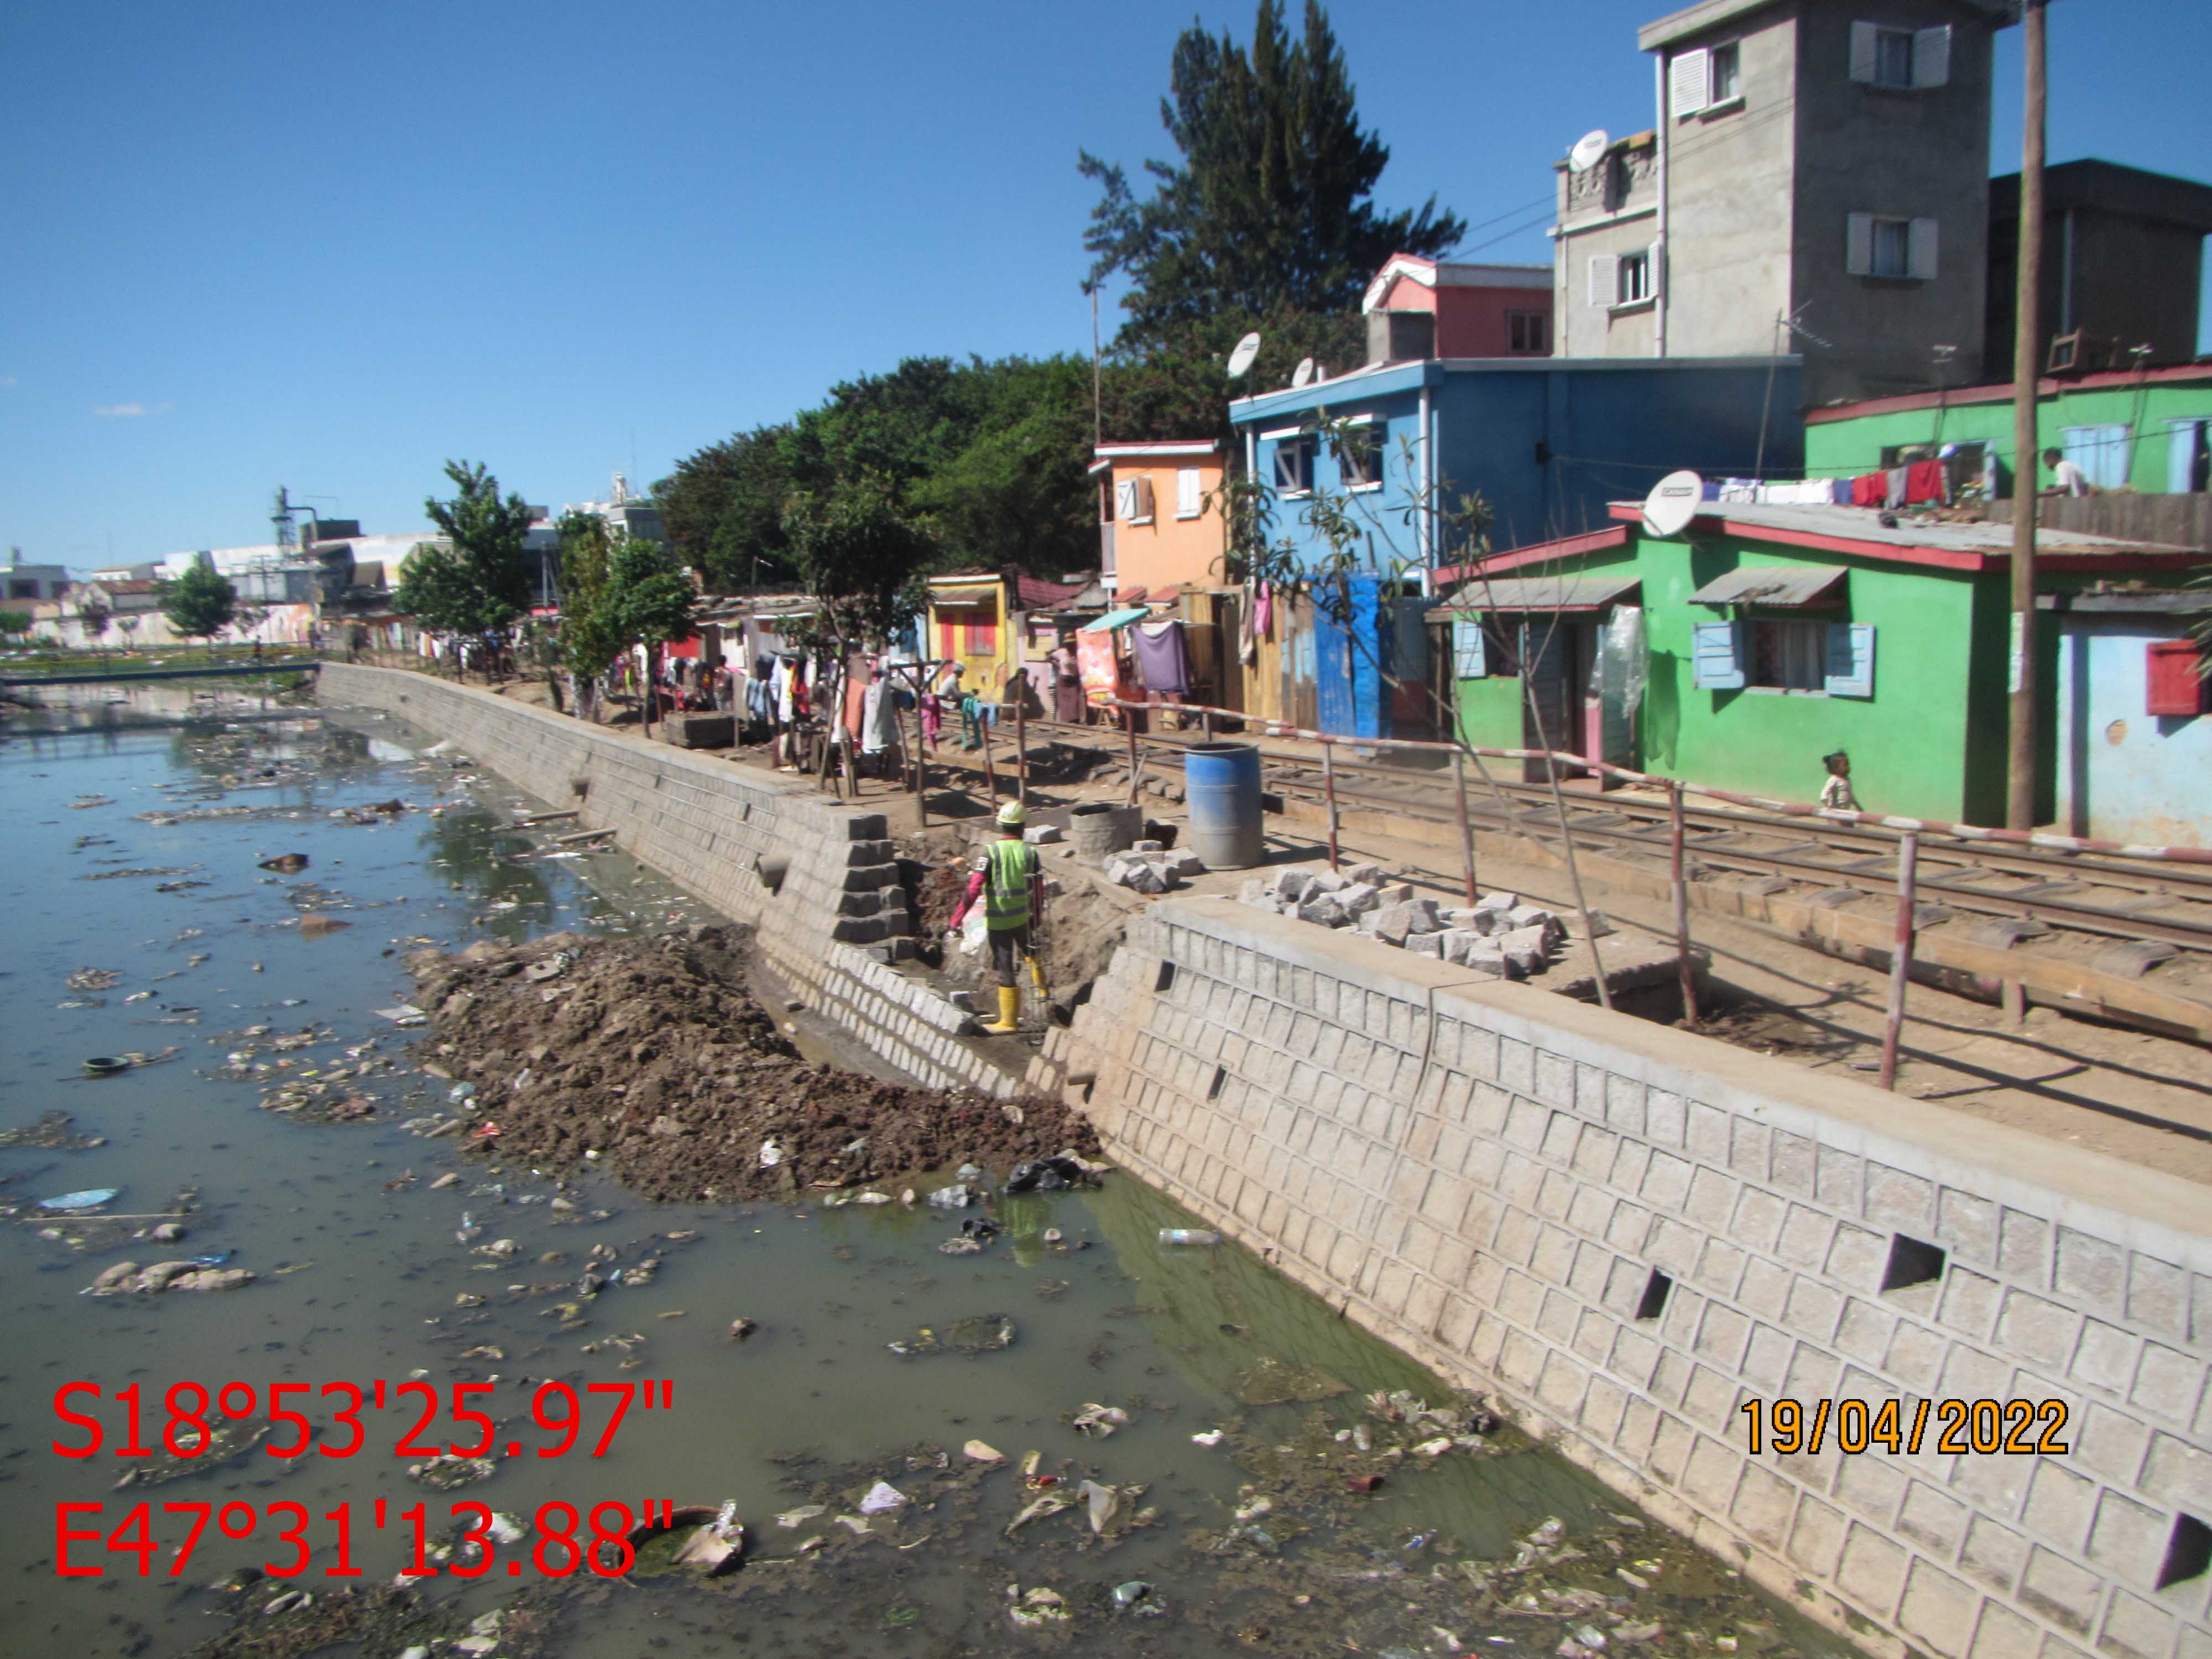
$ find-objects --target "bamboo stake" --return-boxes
[1125,713,1141,807]
[979,696,997,805]
[1879,831,1921,1091]
[1014,682,1028,810]
[1321,743,1341,873]
[1452,752,1477,906]
[1671,781,1699,1029]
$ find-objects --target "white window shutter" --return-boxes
[1849,21,1879,84]
[1588,254,1619,306]
[1824,623,1876,698]
[1845,212,1875,276]
[1113,478,1137,521]
[1176,468,1201,518]
[1692,621,1746,690]
[1670,48,1710,117]
[1647,242,1663,299]
[1907,217,1939,279]
[1453,618,1487,679]
[1912,24,1951,88]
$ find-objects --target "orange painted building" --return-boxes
[1089,441,1227,600]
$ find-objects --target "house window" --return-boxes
[1851,22,1950,91]
[8,581,36,601]
[1175,467,1203,519]
[1618,249,1653,305]
[1272,435,1316,496]
[1114,474,1155,525]
[1337,425,1382,489]
[1846,213,1937,280]
[1749,619,1829,691]
[1509,311,1550,354]
[1709,42,1741,104]
[1873,28,1913,88]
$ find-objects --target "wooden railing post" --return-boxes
[1671,781,1698,1029]
[1321,743,1341,873]
[1879,831,1921,1091]
[1452,752,1477,906]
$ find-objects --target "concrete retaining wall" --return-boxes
[1038,897,2212,1659]
[316,664,1017,1098]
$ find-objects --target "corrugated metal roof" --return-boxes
[926,582,1000,608]
[1429,572,1642,618]
[1689,565,1846,607]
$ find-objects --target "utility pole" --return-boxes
[2006,0,2047,831]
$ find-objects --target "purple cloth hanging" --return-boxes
[1129,620,1190,695]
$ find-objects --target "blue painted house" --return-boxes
[1225,330,1804,739]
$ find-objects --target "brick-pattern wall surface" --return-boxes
[316,666,1019,1099]
[1037,897,2212,1659]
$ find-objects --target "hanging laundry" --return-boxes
[1130,619,1190,695]
[1905,458,1947,505]
[1850,473,1885,507]
[1884,467,1910,510]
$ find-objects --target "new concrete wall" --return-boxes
[1039,896,2212,1659]
[316,664,1016,1099]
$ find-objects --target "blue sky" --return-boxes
[3,0,2206,567]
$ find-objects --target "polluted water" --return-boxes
[0,692,1854,1658]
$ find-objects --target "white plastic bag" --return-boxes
[959,905,988,955]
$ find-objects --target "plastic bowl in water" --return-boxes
[82,1057,131,1076]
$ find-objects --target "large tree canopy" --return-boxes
[1079,0,1463,353]
[397,460,535,637]
[159,560,237,645]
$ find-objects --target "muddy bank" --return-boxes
[406,926,1100,1202]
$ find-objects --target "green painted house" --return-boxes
[1434,501,2200,826]
[1802,362,2212,498]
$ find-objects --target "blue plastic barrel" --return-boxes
[1182,742,1264,870]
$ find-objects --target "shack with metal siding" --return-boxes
[2048,589,2212,847]
[1434,500,2200,826]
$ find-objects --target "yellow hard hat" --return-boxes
[997,802,1027,828]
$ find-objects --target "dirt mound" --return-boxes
[406,926,1099,1203]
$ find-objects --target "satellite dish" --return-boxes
[1642,470,1705,538]
[1291,357,1316,389]
[1568,129,1610,174]
[1225,332,1262,379]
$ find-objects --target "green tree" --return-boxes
[781,472,933,647]
[159,560,238,650]
[1078,0,1462,352]
[394,460,535,649]
[0,609,32,641]
[599,534,698,733]
[79,598,111,659]
[553,512,620,680]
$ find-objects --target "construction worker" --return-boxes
[949,801,1043,1035]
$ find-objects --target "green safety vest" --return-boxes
[983,837,1037,931]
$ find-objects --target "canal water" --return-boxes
[0,691,1846,1658]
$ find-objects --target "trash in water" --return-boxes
[925,1183,971,1209]
[1009,1587,1070,1628]
[857,1481,907,1515]
[1005,1495,1069,1535]
[1077,1479,1120,1533]
[758,1139,784,1169]
[374,1005,426,1026]
[1191,1429,1225,1447]
[1232,1357,1350,1406]
[963,1439,1003,1463]
[956,1162,984,1181]
[959,1215,1000,1239]
[775,1505,827,1529]
[1114,1580,1155,1609]
[39,1188,121,1213]
[937,1237,985,1256]
[1006,1156,1084,1193]
[257,854,309,874]
[889,1314,1016,1357]
[1157,1228,1218,1245]
[81,1057,132,1077]
[1069,1402,1130,1438]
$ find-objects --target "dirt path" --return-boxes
[422,671,2212,1186]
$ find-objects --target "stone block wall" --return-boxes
[1037,896,2212,1659]
[316,665,1018,1098]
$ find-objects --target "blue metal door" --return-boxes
[1314,573,1384,738]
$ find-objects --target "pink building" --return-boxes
[1361,254,1554,358]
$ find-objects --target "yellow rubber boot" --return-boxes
[982,984,1021,1035]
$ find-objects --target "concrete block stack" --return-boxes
[1106,845,1204,894]
[1239,872,1562,979]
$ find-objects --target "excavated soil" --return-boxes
[406,926,1099,1203]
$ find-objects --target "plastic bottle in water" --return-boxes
[1158,1228,1220,1245]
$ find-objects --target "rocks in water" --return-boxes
[87,1259,255,1296]
[257,853,309,874]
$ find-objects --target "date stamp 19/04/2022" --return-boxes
[1739,1397,2072,1458]
[50,1380,684,1580]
